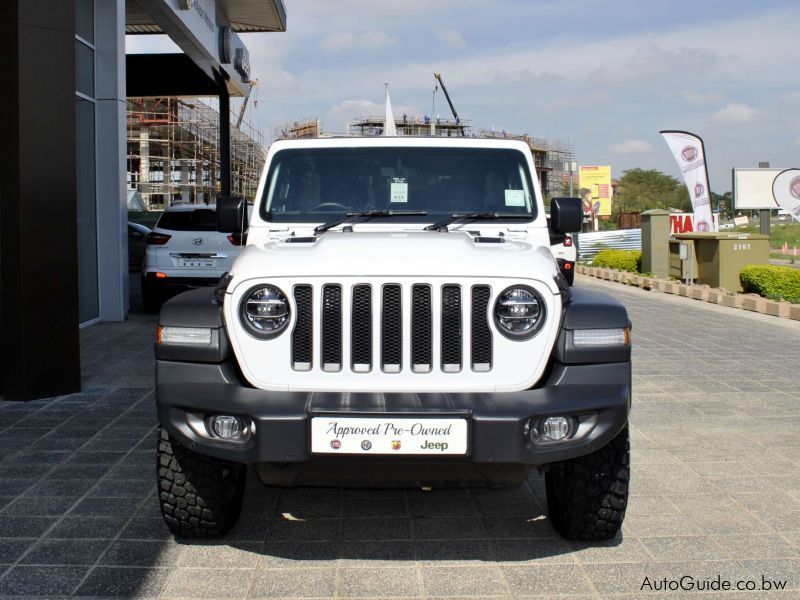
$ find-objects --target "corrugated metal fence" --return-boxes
[576,229,642,264]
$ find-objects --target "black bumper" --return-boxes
[156,361,631,467]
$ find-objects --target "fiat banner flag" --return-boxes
[660,130,716,232]
[772,168,800,223]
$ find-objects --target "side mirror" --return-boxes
[549,197,582,233]
[217,196,248,233]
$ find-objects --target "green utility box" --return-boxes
[641,209,671,278]
[671,232,770,291]
[668,239,697,280]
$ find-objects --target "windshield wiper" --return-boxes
[314,210,427,234]
[424,212,533,232]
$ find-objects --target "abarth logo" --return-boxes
[681,146,698,162]
[330,440,341,450]
[193,238,204,245]
[361,440,372,451]
[391,440,401,450]
[790,177,800,200]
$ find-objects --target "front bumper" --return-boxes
[156,361,630,467]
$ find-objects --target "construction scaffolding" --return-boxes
[127,98,266,209]
[272,117,574,199]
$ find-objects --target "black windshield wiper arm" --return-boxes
[314,210,427,234]
[424,212,533,232]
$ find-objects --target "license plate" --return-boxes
[179,259,214,267]
[310,416,468,455]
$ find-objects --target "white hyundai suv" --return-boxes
[141,203,249,311]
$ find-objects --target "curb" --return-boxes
[577,265,800,321]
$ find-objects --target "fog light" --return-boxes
[541,416,570,441]
[211,415,242,439]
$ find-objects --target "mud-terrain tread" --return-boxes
[157,427,245,538]
[545,425,629,541]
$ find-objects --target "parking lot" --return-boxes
[1,275,799,598]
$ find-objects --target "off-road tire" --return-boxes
[157,427,246,538]
[545,425,629,541]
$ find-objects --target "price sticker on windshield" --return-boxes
[390,178,408,203]
[505,189,526,207]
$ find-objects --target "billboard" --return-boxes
[733,168,782,210]
[578,166,612,217]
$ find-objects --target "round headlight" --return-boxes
[239,285,290,339]
[494,285,546,340]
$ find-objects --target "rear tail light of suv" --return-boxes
[227,233,248,246]
[146,232,172,245]
[563,235,573,247]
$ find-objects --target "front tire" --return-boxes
[157,427,246,539]
[545,425,629,541]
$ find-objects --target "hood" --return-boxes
[230,231,560,291]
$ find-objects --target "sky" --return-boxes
[126,0,800,192]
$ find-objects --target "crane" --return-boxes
[235,79,257,129]
[433,73,464,136]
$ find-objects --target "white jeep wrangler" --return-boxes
[155,137,631,541]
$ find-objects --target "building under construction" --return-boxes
[275,116,575,198]
[127,98,266,209]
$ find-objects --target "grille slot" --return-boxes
[292,285,313,371]
[321,285,342,372]
[381,284,402,372]
[411,285,432,373]
[471,286,492,371]
[441,285,462,372]
[351,285,372,372]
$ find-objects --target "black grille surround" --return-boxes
[471,285,493,371]
[351,285,372,372]
[381,284,403,372]
[287,282,501,375]
[291,285,313,370]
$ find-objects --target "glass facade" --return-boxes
[75,0,98,323]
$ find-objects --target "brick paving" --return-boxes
[1,274,799,598]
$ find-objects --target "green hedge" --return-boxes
[740,265,800,304]
[593,249,642,273]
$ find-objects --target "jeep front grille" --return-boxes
[291,283,493,374]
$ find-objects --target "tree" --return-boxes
[613,169,691,215]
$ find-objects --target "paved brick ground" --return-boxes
[1,275,799,598]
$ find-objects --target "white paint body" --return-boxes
[223,137,564,393]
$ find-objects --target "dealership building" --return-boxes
[1,0,286,400]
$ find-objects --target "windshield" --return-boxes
[261,147,537,223]
[156,209,217,231]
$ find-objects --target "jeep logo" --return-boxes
[681,146,698,162]
[420,440,449,451]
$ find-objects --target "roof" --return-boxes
[126,0,286,34]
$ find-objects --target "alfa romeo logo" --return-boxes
[694,183,704,198]
[361,440,372,451]
[790,177,800,200]
[681,146,698,162]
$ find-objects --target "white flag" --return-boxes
[383,82,397,137]
[772,168,800,223]
[660,130,716,232]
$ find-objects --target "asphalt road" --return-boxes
[0,275,798,598]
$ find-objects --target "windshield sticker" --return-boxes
[505,189,525,207]
[390,178,408,203]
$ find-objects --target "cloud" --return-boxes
[681,90,724,105]
[436,29,467,49]
[320,30,397,53]
[711,103,762,124]
[608,139,652,155]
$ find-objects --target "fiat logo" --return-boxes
[696,220,710,232]
[694,183,704,198]
[790,177,800,200]
[193,238,204,245]
[681,146,698,162]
